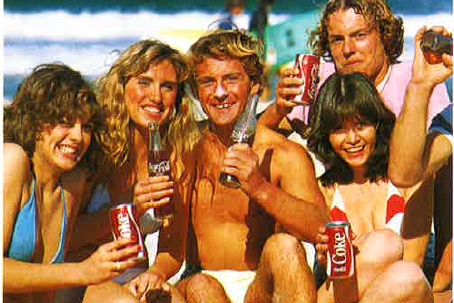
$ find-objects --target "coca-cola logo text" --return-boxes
[117,212,131,238]
[231,129,254,145]
[331,231,347,265]
[308,64,319,100]
[149,160,171,176]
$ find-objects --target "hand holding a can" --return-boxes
[315,225,330,268]
[276,67,306,112]
[316,222,357,279]
[79,238,143,284]
[133,175,174,216]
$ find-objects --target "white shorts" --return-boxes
[202,270,256,303]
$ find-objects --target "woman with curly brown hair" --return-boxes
[3,63,142,303]
[67,39,200,303]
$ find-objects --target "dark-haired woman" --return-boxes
[308,73,433,303]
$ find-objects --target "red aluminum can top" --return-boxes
[326,221,350,228]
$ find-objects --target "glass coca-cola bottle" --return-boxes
[140,122,174,233]
[219,94,260,188]
[420,30,453,64]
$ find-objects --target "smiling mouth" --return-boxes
[142,106,162,114]
[345,145,365,153]
[214,102,233,110]
[58,144,80,160]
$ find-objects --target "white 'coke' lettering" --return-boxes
[308,64,319,99]
[150,160,171,176]
[117,212,131,238]
[331,231,347,265]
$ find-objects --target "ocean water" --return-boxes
[3,5,453,102]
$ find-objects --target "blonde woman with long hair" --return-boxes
[67,39,200,303]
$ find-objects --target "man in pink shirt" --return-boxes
[258,0,451,300]
[261,1,449,129]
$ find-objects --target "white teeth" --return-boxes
[59,145,77,155]
[215,103,230,109]
[143,107,161,114]
[346,146,364,153]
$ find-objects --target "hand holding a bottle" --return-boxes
[412,26,453,89]
[221,143,266,193]
[133,176,174,216]
[125,270,171,303]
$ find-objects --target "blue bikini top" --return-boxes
[7,179,68,263]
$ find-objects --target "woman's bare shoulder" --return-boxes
[3,143,30,175]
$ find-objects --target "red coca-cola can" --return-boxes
[325,221,355,279]
[109,203,147,260]
[293,54,320,105]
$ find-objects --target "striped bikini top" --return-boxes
[7,179,68,263]
[329,182,405,235]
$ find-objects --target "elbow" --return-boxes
[388,166,422,187]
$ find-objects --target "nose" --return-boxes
[69,123,83,142]
[345,128,360,144]
[213,80,228,102]
[147,83,162,104]
[342,38,355,57]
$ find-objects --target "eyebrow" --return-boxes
[329,26,373,39]
[136,75,178,85]
[196,72,242,80]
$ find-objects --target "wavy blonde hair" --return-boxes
[186,29,265,99]
[96,39,200,183]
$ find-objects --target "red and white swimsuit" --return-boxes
[329,182,406,235]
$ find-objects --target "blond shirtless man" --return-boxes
[175,30,329,303]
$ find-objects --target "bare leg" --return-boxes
[434,157,452,268]
[360,261,433,303]
[433,289,452,303]
[177,273,231,303]
[245,233,316,303]
[317,229,403,303]
[433,240,453,292]
[144,285,186,303]
[402,176,434,265]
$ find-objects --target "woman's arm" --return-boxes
[3,143,31,257]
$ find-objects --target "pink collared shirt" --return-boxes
[287,61,451,127]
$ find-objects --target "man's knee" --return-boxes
[261,233,311,270]
[263,233,305,256]
[184,273,226,295]
[387,261,431,294]
[359,229,403,264]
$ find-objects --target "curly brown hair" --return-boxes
[4,63,103,173]
[309,0,404,64]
